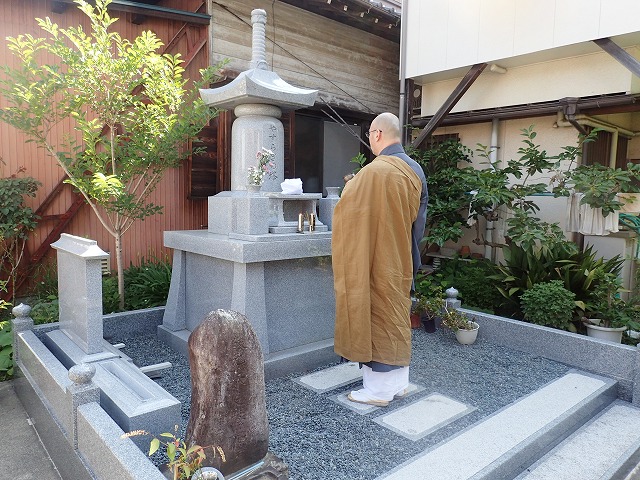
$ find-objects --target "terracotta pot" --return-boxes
[410,313,422,329]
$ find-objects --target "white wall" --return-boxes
[420,48,639,115]
[405,0,640,79]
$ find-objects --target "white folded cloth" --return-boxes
[281,178,303,194]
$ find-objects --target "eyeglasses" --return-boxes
[365,129,381,139]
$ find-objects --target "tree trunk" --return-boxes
[115,231,125,311]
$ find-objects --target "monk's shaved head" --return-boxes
[371,112,401,141]
[369,112,402,155]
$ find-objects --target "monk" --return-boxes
[332,112,428,407]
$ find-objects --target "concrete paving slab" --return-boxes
[373,392,475,441]
[294,361,362,393]
[379,372,611,480]
[518,402,640,480]
[0,381,61,480]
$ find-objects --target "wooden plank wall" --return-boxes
[209,0,400,115]
[0,0,210,274]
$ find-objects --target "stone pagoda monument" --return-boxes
[159,9,339,378]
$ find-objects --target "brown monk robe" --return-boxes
[332,154,422,367]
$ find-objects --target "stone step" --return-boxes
[516,401,640,480]
[294,361,362,393]
[379,371,617,480]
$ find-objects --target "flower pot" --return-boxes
[584,322,627,343]
[454,321,479,345]
[422,317,436,333]
[410,312,422,329]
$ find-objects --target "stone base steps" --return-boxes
[296,366,640,480]
[516,401,640,480]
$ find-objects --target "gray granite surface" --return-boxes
[114,327,572,480]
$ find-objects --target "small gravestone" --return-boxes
[186,309,287,478]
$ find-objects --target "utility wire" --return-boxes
[212,1,375,114]
[322,104,372,152]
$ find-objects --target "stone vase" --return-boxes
[325,186,341,198]
[247,183,262,195]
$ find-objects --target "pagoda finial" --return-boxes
[250,9,269,70]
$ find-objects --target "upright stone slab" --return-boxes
[186,309,274,476]
[52,234,109,354]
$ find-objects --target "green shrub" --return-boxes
[30,295,59,325]
[520,280,576,331]
[124,255,172,310]
[0,321,12,381]
[433,257,502,312]
[0,281,12,381]
[102,276,120,314]
[492,242,623,319]
[29,254,172,317]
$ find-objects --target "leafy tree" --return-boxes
[0,165,40,304]
[0,0,224,309]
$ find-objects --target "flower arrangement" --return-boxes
[248,147,276,186]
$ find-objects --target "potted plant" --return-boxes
[412,286,445,333]
[582,272,640,343]
[441,305,479,344]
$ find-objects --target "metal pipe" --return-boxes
[398,0,409,144]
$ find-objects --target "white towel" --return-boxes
[280,178,303,194]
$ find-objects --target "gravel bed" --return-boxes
[114,327,571,480]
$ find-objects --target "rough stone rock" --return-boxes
[186,309,269,475]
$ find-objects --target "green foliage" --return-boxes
[0,0,225,309]
[30,295,59,325]
[433,258,501,312]
[0,173,41,303]
[412,286,445,321]
[441,305,476,331]
[551,129,640,216]
[125,426,224,480]
[409,140,475,246]
[350,152,367,174]
[492,242,623,320]
[583,271,640,330]
[102,276,120,315]
[409,127,636,253]
[520,280,576,330]
[123,255,172,311]
[0,175,40,241]
[0,322,12,381]
[0,281,12,381]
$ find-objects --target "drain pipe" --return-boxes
[398,0,408,145]
[554,112,637,167]
[485,118,500,261]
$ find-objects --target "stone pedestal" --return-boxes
[159,230,335,378]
